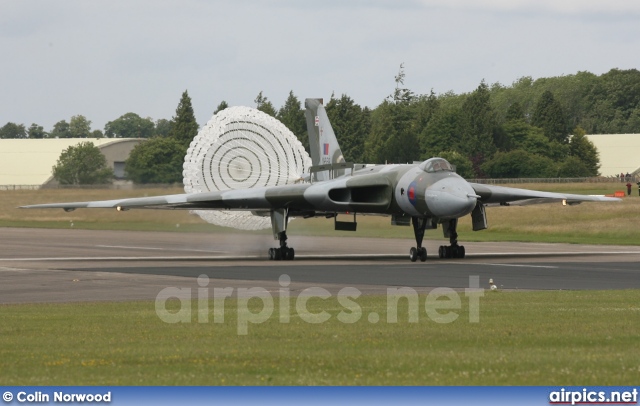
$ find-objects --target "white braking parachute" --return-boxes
[182,106,312,230]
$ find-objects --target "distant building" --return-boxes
[0,138,144,186]
[585,134,640,176]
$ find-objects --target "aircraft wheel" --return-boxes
[274,248,282,261]
[268,248,275,260]
[458,246,465,259]
[288,248,295,260]
[409,247,418,262]
[419,247,427,262]
[438,246,444,259]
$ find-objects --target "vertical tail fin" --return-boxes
[304,98,345,168]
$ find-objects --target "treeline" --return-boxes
[51,91,198,185]
[219,68,640,178]
[0,113,171,140]
[11,68,640,182]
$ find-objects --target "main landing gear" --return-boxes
[438,218,465,259]
[409,217,428,262]
[268,208,295,261]
[268,231,295,261]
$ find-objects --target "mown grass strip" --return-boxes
[1,290,638,385]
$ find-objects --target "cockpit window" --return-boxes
[419,158,454,173]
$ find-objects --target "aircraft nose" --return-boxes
[426,178,478,219]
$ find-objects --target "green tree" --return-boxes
[170,90,199,147]
[532,90,569,143]
[501,119,568,161]
[459,81,499,168]
[325,94,369,162]
[625,107,640,133]
[213,101,229,115]
[276,91,307,152]
[364,101,395,163]
[364,99,420,164]
[27,123,47,139]
[254,91,277,117]
[388,63,414,104]
[0,122,27,139]
[557,156,592,178]
[91,129,104,138]
[50,120,71,138]
[502,118,536,147]
[436,150,474,179]
[505,101,525,121]
[568,127,600,176]
[125,137,185,184]
[69,115,92,138]
[155,119,172,137]
[412,90,440,134]
[104,113,155,138]
[420,107,462,159]
[52,141,113,184]
[583,69,640,133]
[482,149,557,178]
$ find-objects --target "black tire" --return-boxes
[409,247,418,262]
[268,248,274,260]
[419,247,427,262]
[274,248,282,261]
[458,246,465,259]
[288,247,295,260]
[438,246,444,259]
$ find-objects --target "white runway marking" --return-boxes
[0,254,402,261]
[473,251,640,256]
[96,244,227,253]
[0,256,253,261]
[463,262,559,269]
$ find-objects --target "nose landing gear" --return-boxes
[409,217,429,262]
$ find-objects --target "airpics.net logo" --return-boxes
[154,274,485,335]
[549,388,638,405]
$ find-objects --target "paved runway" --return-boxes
[1,227,639,304]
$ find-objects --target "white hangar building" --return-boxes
[0,138,144,187]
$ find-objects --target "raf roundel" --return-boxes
[182,106,312,230]
[407,181,418,207]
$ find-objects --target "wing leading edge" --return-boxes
[470,183,621,206]
[19,173,393,214]
[20,183,313,212]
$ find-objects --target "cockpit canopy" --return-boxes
[419,158,454,173]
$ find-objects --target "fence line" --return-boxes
[0,184,181,191]
[2,176,639,191]
[468,176,639,184]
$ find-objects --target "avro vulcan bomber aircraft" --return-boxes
[22,98,619,261]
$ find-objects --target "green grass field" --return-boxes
[2,184,639,244]
[1,290,639,385]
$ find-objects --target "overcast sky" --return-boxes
[2,0,639,132]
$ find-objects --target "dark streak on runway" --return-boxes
[76,261,640,291]
[1,227,640,303]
